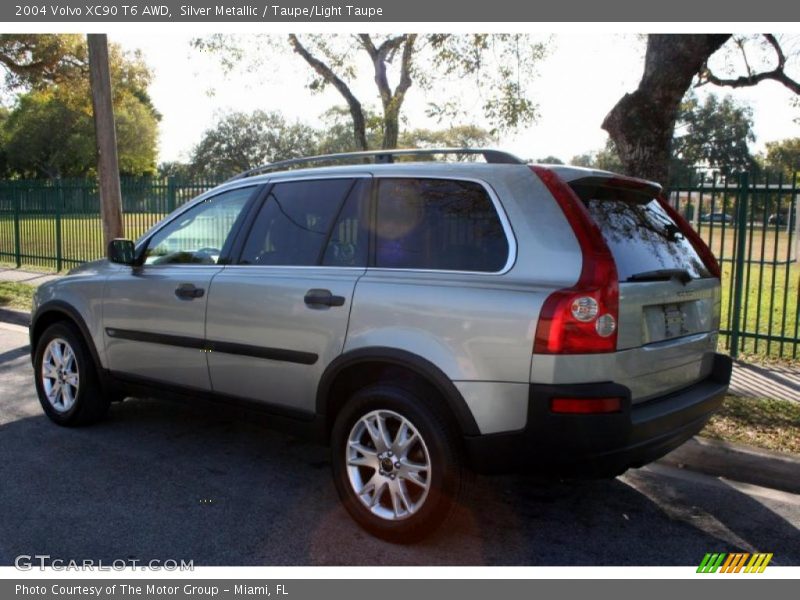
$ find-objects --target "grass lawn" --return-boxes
[0,281,36,311]
[0,213,163,270]
[698,223,796,264]
[717,261,799,360]
[702,395,800,455]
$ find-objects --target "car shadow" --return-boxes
[0,347,797,566]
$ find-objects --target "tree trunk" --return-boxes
[87,33,124,247]
[382,108,400,149]
[602,34,731,186]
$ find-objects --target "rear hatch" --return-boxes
[569,176,721,402]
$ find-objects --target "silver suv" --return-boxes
[30,149,731,542]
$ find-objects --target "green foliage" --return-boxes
[569,153,594,168]
[157,161,193,179]
[316,105,384,154]
[672,92,755,176]
[0,34,87,90]
[595,141,625,173]
[3,88,95,178]
[534,155,564,165]
[0,36,158,178]
[188,110,319,177]
[0,107,10,177]
[191,107,497,174]
[426,34,546,134]
[569,140,624,172]
[762,137,800,178]
[400,124,496,149]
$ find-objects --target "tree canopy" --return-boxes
[188,110,319,177]
[187,108,497,177]
[761,137,800,178]
[671,92,755,177]
[0,34,159,178]
[193,34,547,152]
[570,140,624,173]
[0,34,86,90]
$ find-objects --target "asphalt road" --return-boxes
[1,320,798,566]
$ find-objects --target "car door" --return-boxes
[103,185,259,390]
[204,176,370,414]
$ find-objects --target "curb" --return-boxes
[659,436,800,495]
[0,304,796,495]
[0,307,30,328]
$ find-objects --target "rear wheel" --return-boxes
[331,383,465,543]
[34,322,109,426]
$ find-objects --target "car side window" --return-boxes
[238,178,357,266]
[144,187,254,266]
[322,180,370,267]
[375,178,509,272]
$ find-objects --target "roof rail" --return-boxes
[226,148,525,182]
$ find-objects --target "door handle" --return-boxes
[304,289,345,308]
[175,283,205,300]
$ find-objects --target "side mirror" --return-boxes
[108,238,136,266]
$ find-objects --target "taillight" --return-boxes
[533,285,618,353]
[530,166,619,354]
[550,397,623,414]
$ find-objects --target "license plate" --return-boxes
[663,303,686,338]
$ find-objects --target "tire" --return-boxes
[33,321,110,426]
[331,383,465,543]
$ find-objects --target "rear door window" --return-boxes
[580,193,711,281]
[374,178,509,272]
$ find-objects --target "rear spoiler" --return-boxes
[567,175,662,204]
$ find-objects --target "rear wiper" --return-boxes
[627,269,692,285]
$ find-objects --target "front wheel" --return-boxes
[331,383,465,543]
[34,321,109,426]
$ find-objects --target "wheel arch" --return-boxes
[316,347,480,439]
[30,301,103,371]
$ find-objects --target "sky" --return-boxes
[109,33,800,165]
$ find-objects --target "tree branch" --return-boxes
[736,37,753,77]
[360,34,407,110]
[393,35,416,105]
[699,33,800,95]
[288,34,368,150]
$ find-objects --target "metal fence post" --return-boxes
[55,178,63,272]
[793,172,799,263]
[729,171,750,358]
[13,189,22,268]
[167,176,176,213]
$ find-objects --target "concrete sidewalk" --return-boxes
[0,266,60,286]
[1,266,798,402]
[730,360,800,403]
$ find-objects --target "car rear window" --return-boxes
[580,194,712,281]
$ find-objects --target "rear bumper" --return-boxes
[464,352,732,477]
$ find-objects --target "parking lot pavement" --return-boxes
[1,320,798,566]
